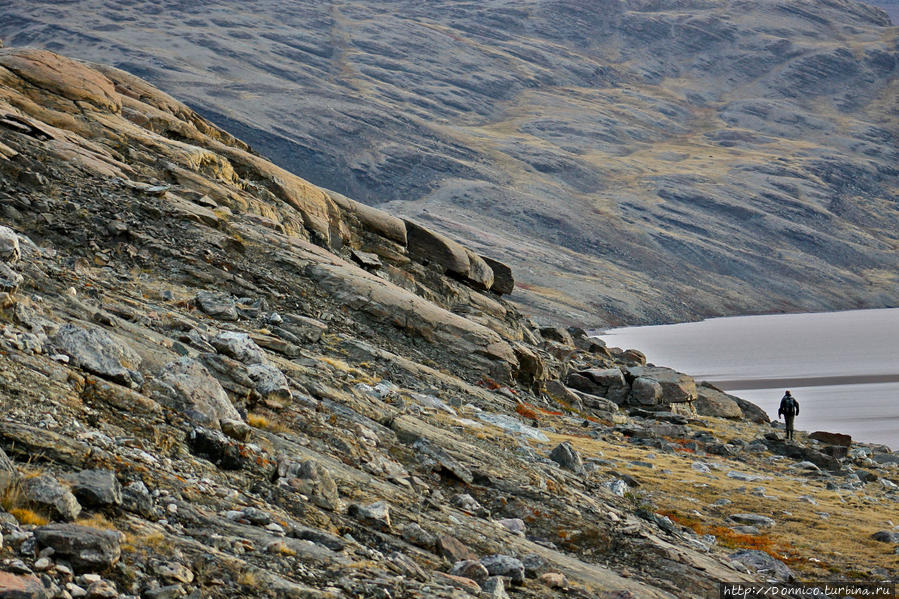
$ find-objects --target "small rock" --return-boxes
[539,572,567,589]
[480,554,525,583]
[277,459,341,511]
[432,572,481,596]
[121,481,154,518]
[729,549,795,581]
[187,427,246,470]
[548,441,583,472]
[349,501,391,529]
[451,493,488,517]
[220,418,251,442]
[729,513,775,528]
[0,262,23,293]
[481,576,510,598]
[401,523,436,549]
[449,559,489,583]
[195,290,238,320]
[211,331,265,364]
[872,530,899,543]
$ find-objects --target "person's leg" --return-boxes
[786,415,794,440]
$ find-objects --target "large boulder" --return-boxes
[694,385,743,420]
[0,225,20,263]
[481,256,514,295]
[52,324,142,387]
[152,357,242,429]
[809,431,851,447]
[327,191,407,245]
[567,368,629,404]
[34,524,123,572]
[63,469,122,508]
[404,219,470,276]
[626,366,696,409]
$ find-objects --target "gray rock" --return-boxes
[142,584,184,599]
[568,368,628,404]
[0,571,47,599]
[52,324,142,387]
[220,418,251,442]
[121,481,154,518]
[0,261,23,293]
[481,576,510,598]
[694,385,744,420]
[496,518,526,535]
[403,219,470,277]
[401,523,436,549]
[627,366,696,407]
[871,530,899,543]
[277,314,327,343]
[22,475,82,521]
[481,256,514,295]
[34,524,122,572]
[246,363,292,407]
[729,549,794,581]
[449,559,489,583]
[0,225,20,263]
[195,290,238,320]
[153,357,241,429]
[548,441,583,472]
[480,554,525,583]
[211,331,266,364]
[349,501,391,529]
[64,470,122,508]
[729,513,775,528]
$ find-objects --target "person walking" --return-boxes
[778,390,799,441]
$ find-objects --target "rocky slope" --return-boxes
[1,0,897,325]
[0,48,896,599]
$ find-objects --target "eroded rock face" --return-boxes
[153,357,241,429]
[627,366,697,409]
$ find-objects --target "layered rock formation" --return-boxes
[2,0,896,326]
[0,48,897,599]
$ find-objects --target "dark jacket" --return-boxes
[778,395,799,417]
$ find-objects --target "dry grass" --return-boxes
[543,419,899,578]
[9,508,49,526]
[76,513,116,530]
[247,412,292,434]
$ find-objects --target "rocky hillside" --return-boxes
[0,48,897,599]
[2,0,897,325]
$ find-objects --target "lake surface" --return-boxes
[595,308,899,450]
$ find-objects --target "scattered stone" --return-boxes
[729,549,795,581]
[432,572,481,596]
[548,441,583,472]
[729,513,775,528]
[220,418,251,442]
[195,290,238,320]
[211,331,266,364]
[401,523,436,549]
[0,262,23,293]
[871,531,899,543]
[246,362,292,407]
[34,524,122,572]
[449,560,489,583]
[121,481,154,518]
[85,579,117,599]
[349,501,391,530]
[480,554,525,583]
[154,561,194,584]
[496,518,526,535]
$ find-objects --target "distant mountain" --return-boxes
[863,0,899,22]
[2,0,896,326]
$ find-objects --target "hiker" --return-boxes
[778,390,799,441]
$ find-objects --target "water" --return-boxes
[595,308,899,449]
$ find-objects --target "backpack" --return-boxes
[781,397,796,416]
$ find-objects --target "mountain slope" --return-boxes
[2,0,897,325]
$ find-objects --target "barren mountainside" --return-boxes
[2,0,897,325]
[0,46,897,599]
